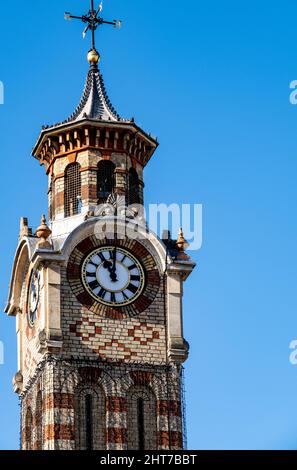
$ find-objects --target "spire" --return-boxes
[40,2,124,130]
[65,49,122,123]
[42,50,124,131]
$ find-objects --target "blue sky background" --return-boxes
[1,0,297,450]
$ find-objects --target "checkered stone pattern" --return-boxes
[62,284,166,363]
[20,359,183,451]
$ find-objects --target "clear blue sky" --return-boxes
[1,0,297,450]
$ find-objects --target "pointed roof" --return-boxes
[33,49,159,163]
[43,52,127,131]
[67,62,122,123]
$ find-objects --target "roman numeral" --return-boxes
[126,283,138,294]
[128,264,137,271]
[86,272,97,278]
[110,292,116,303]
[106,250,112,260]
[130,275,140,282]
[89,280,100,290]
[121,255,127,263]
[98,288,107,299]
[89,261,99,268]
[98,252,107,263]
[122,291,129,300]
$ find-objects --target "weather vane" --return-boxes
[64,1,122,51]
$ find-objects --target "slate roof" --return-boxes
[42,63,126,131]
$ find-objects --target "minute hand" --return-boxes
[110,248,118,282]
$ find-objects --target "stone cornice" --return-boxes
[32,120,158,172]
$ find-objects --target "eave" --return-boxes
[32,118,158,158]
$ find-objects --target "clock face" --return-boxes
[28,270,40,326]
[81,246,145,307]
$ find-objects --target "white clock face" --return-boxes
[28,270,40,326]
[81,247,145,307]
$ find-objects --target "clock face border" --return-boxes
[81,246,146,308]
[67,237,161,319]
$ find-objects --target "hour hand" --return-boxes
[103,260,112,269]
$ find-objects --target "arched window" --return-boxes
[85,394,93,451]
[75,386,106,450]
[64,163,82,217]
[128,168,140,205]
[24,407,33,450]
[49,177,55,221]
[35,391,43,450]
[137,397,145,450]
[97,160,115,204]
[127,386,157,450]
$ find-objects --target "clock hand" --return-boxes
[110,247,118,282]
[101,252,118,282]
[103,260,112,269]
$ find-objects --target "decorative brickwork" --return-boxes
[48,150,145,221]
[20,358,184,451]
[7,219,194,451]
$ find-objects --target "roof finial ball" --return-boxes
[88,48,100,65]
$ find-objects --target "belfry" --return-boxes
[5,1,195,450]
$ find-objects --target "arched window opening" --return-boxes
[24,407,33,450]
[75,386,106,450]
[127,386,157,450]
[97,161,115,204]
[35,390,43,450]
[128,168,140,206]
[49,177,55,221]
[137,397,145,451]
[64,163,82,217]
[85,394,93,451]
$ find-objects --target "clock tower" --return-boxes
[5,4,196,451]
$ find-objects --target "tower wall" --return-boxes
[46,134,146,222]
[21,359,183,450]
[16,228,188,450]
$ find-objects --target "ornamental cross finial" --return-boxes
[64,0,122,51]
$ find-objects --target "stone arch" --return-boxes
[5,238,36,316]
[61,218,168,275]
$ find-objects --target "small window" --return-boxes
[35,391,43,450]
[64,163,82,217]
[137,397,145,450]
[128,168,140,205]
[75,386,106,450]
[97,161,115,204]
[49,178,55,220]
[127,386,157,450]
[24,407,33,450]
[85,394,93,451]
